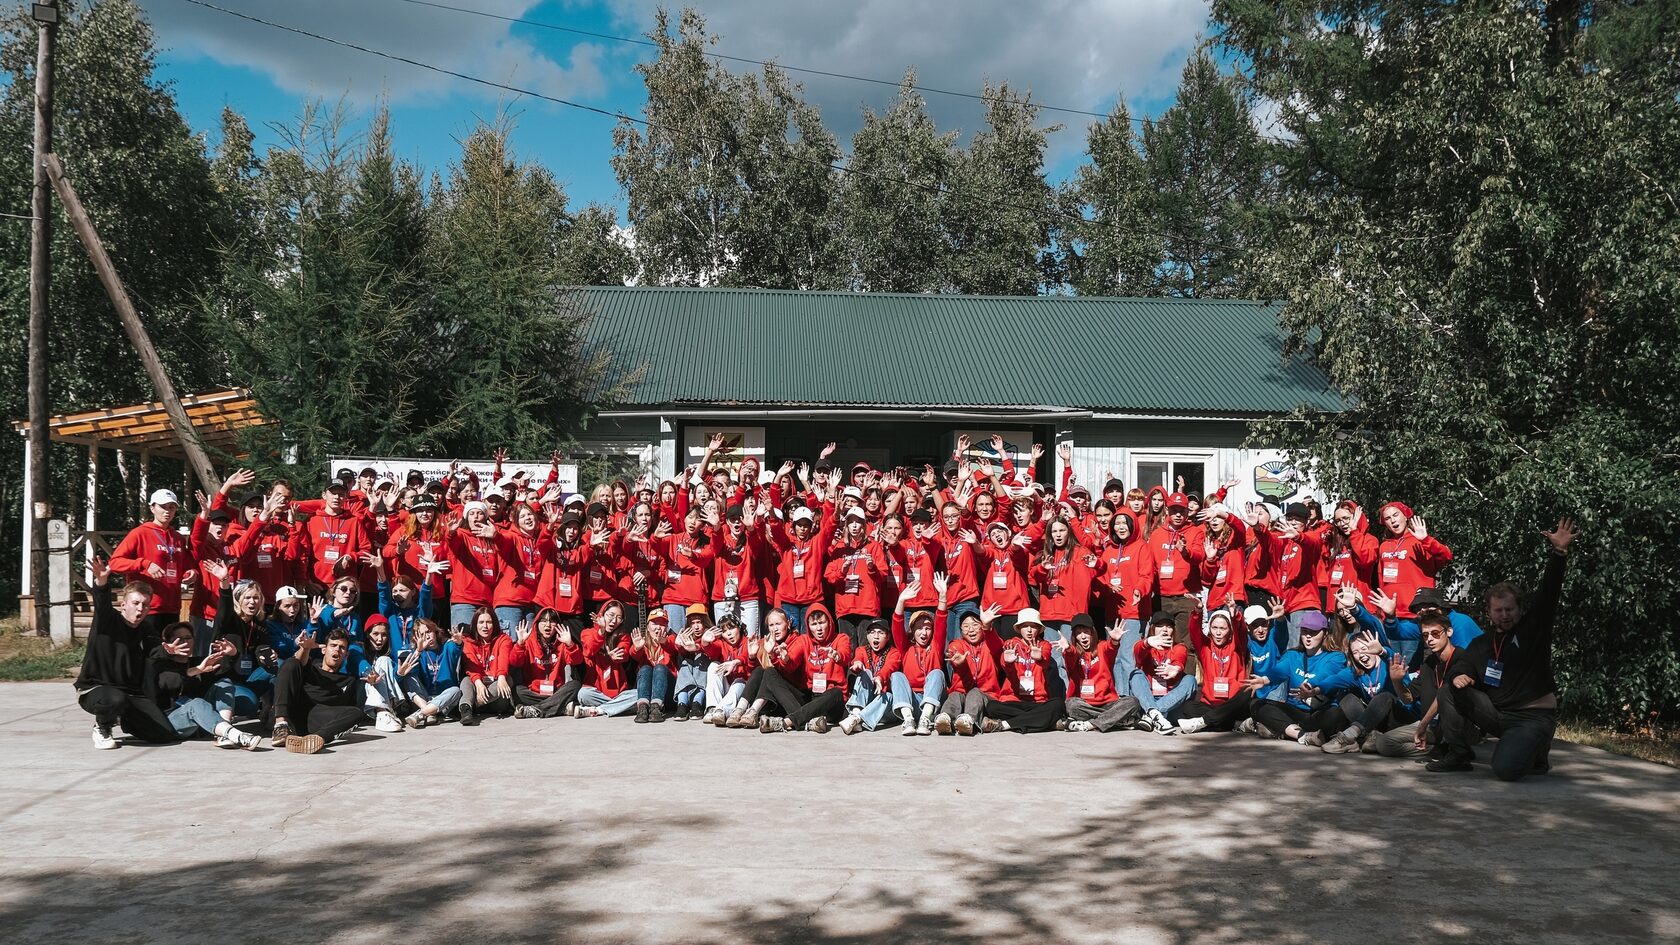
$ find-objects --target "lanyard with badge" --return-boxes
[810,645,831,692]
[1211,651,1232,697]
[1483,636,1507,687]
[1079,651,1100,698]
[1015,643,1037,694]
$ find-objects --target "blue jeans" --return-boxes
[1041,621,1073,695]
[578,686,639,716]
[713,599,762,638]
[449,603,480,632]
[845,674,897,730]
[890,669,947,714]
[495,605,535,642]
[207,678,261,719]
[1111,621,1142,684]
[635,665,671,703]
[782,602,809,634]
[1129,673,1198,716]
[673,656,707,706]
[167,697,225,737]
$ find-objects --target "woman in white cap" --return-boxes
[981,608,1067,732]
[445,499,503,630]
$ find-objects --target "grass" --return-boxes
[1558,715,1680,769]
[0,617,85,682]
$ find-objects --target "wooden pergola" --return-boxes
[12,388,275,613]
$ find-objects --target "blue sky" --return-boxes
[137,0,1217,219]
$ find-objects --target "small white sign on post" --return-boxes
[46,519,71,647]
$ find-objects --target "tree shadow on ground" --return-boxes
[1,734,1673,945]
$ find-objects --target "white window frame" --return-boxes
[1129,450,1216,496]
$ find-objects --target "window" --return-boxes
[1131,453,1211,498]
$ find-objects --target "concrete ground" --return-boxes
[2,682,1675,945]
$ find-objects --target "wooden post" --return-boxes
[43,153,219,492]
[27,2,57,636]
[85,442,97,586]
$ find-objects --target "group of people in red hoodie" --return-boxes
[82,431,1574,780]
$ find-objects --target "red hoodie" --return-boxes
[930,525,982,603]
[1189,620,1248,705]
[1375,502,1453,618]
[825,538,886,617]
[891,609,947,691]
[1064,640,1120,703]
[494,526,547,608]
[852,643,902,693]
[1277,527,1324,614]
[1200,543,1248,611]
[788,611,850,696]
[232,517,304,597]
[770,513,836,606]
[1147,522,1204,597]
[655,529,716,606]
[893,535,944,609]
[535,540,594,615]
[711,525,770,603]
[1001,637,1053,703]
[109,520,193,616]
[1031,545,1100,622]
[1096,534,1157,621]
[1325,502,1379,598]
[947,628,1006,697]
[461,628,514,683]
[702,633,752,683]
[447,528,503,608]
[1132,640,1190,696]
[382,524,448,599]
[512,629,578,695]
[976,541,1031,614]
[579,626,631,697]
[302,508,368,588]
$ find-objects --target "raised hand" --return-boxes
[1388,651,1407,682]
[1409,515,1429,540]
[955,434,970,455]
[932,572,949,598]
[1029,443,1044,463]
[200,558,229,583]
[980,603,1002,626]
[1336,582,1361,611]
[1368,587,1397,619]
[1057,442,1072,463]
[494,447,508,464]
[89,554,111,586]
[1543,515,1578,554]
[308,595,327,624]
[819,442,837,460]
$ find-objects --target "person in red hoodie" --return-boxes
[890,576,950,736]
[574,601,637,718]
[1276,503,1327,648]
[231,488,303,602]
[753,603,850,733]
[1324,500,1380,611]
[1030,518,1100,689]
[457,606,514,725]
[1173,609,1268,735]
[1198,505,1250,616]
[383,496,449,621]
[982,608,1067,733]
[1375,501,1453,619]
[700,614,752,725]
[446,501,502,630]
[1130,613,1199,734]
[493,503,547,641]
[975,521,1032,638]
[535,511,605,634]
[509,607,583,719]
[1147,492,1206,647]
[826,506,887,645]
[839,615,904,734]
[1060,614,1142,732]
[711,502,770,638]
[768,504,835,633]
[301,478,368,601]
[930,502,983,635]
[624,610,679,724]
[109,488,197,649]
[938,604,1007,736]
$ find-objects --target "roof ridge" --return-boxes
[575,285,1277,306]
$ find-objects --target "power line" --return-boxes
[385,0,1293,144]
[171,0,1255,260]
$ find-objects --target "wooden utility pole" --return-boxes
[43,153,219,492]
[27,1,57,636]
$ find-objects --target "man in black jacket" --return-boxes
[1430,516,1577,779]
[269,628,367,754]
[74,557,181,750]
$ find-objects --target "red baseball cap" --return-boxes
[1166,492,1189,509]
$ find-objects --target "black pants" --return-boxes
[1251,700,1346,738]
[757,671,845,728]
[983,698,1067,733]
[837,614,873,649]
[271,661,364,741]
[1435,685,1557,781]
[516,681,583,718]
[1179,689,1254,732]
[1338,691,1414,734]
[77,686,181,743]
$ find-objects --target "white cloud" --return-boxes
[600,0,1211,152]
[138,0,607,106]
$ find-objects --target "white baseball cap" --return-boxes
[148,489,178,506]
[790,507,815,523]
[1243,604,1271,625]
[844,506,867,522]
[275,585,307,602]
[842,485,864,501]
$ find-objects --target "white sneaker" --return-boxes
[375,711,404,733]
[1177,717,1208,735]
[1235,717,1258,736]
[954,714,976,736]
[839,715,863,735]
[1067,720,1096,733]
[1149,709,1176,734]
[900,709,918,735]
[404,712,426,729]
[92,723,118,750]
[935,712,954,735]
[917,705,936,735]
[217,728,263,750]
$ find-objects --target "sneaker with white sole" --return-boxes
[1149,709,1176,735]
[1176,717,1208,735]
[935,712,955,735]
[1234,717,1258,736]
[1298,730,1326,748]
[954,714,976,736]
[1322,730,1361,754]
[806,716,831,733]
[375,711,404,733]
[918,705,936,735]
[216,728,264,750]
[92,723,118,750]
[759,715,787,733]
[839,714,863,735]
[269,720,292,747]
[1066,719,1096,732]
[403,712,426,729]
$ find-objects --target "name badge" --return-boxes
[992,568,1008,589]
[558,579,573,597]
[1483,660,1504,687]
[482,567,495,578]
[1150,677,1168,696]
[667,569,682,584]
[792,561,806,579]
[165,567,179,582]
[1382,564,1400,581]
[1330,566,1344,582]
[238,655,254,675]
[537,679,554,696]
[1018,671,1035,693]
[1080,680,1095,697]
[523,570,538,581]
[1109,576,1123,588]
[1215,567,1227,582]
[1159,561,1174,578]
[256,553,273,567]
[724,575,739,599]
[1213,678,1230,696]
[844,574,861,595]
[323,549,339,562]
[811,674,828,693]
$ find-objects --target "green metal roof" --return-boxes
[576,286,1340,415]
